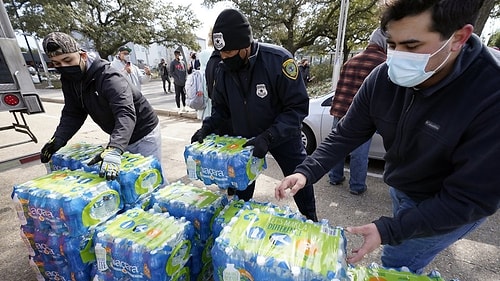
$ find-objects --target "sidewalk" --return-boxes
[36,79,199,119]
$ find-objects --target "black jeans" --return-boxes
[235,136,318,221]
[174,84,186,108]
[161,76,171,92]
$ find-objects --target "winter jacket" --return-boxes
[296,34,500,245]
[54,58,159,152]
[204,42,309,146]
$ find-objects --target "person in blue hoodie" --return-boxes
[276,0,500,274]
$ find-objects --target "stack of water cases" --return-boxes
[50,142,165,207]
[93,208,194,281]
[148,182,228,280]
[347,263,446,281]
[11,170,122,281]
[184,134,267,190]
[212,208,349,281]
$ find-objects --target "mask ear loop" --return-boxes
[428,34,454,73]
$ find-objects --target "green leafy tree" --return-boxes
[4,0,201,59]
[488,30,500,48]
[203,0,380,58]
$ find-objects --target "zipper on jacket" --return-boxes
[395,93,415,158]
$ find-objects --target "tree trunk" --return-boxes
[475,0,497,36]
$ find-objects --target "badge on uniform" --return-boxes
[282,58,298,80]
[213,32,225,51]
[256,84,268,98]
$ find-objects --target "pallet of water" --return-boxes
[184,134,267,190]
[92,208,194,281]
[49,142,165,205]
[212,208,349,281]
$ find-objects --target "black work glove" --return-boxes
[191,125,213,144]
[243,131,273,158]
[88,147,122,181]
[40,137,67,163]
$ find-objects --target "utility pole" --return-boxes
[332,0,349,91]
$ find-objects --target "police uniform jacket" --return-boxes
[205,42,309,147]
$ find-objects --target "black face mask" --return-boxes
[56,56,85,81]
[56,65,84,81]
[223,51,246,71]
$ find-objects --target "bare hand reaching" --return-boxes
[275,173,307,200]
[346,223,382,264]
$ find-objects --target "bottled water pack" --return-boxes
[148,181,228,242]
[184,134,267,190]
[28,228,94,280]
[212,199,303,238]
[93,208,194,281]
[188,236,214,281]
[347,263,446,281]
[50,142,165,205]
[212,208,349,281]
[12,169,121,236]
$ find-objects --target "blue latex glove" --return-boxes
[88,147,122,180]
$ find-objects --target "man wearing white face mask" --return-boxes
[110,46,149,91]
[276,0,500,274]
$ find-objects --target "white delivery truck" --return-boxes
[0,3,45,169]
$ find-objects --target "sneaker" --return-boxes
[185,106,196,112]
[349,188,367,195]
[178,107,183,114]
[329,176,346,185]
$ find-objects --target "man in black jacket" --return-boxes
[276,0,499,274]
[40,32,162,181]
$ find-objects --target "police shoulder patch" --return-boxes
[282,58,299,80]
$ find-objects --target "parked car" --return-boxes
[301,92,386,160]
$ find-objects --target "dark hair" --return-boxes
[380,0,484,38]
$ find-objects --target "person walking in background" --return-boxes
[40,32,162,181]
[196,49,213,120]
[328,28,387,195]
[110,46,150,91]
[158,58,171,94]
[276,0,499,274]
[298,58,312,86]
[187,52,201,74]
[170,50,188,113]
[191,9,317,221]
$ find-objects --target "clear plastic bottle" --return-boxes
[186,155,197,179]
[11,193,27,225]
[222,263,240,281]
